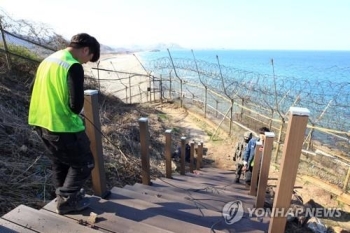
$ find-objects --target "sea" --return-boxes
[135,49,350,141]
[137,49,350,83]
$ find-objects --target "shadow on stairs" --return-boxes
[0,167,269,233]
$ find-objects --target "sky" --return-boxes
[0,0,350,50]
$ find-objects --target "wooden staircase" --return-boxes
[0,167,269,233]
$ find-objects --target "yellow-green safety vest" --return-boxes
[28,49,84,132]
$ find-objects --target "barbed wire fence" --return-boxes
[1,11,350,193]
[132,51,350,192]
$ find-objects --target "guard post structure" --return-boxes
[165,129,172,179]
[268,107,309,233]
[139,117,151,185]
[249,141,263,196]
[255,132,275,208]
[190,141,195,173]
[180,137,186,175]
[196,141,203,170]
[84,90,108,198]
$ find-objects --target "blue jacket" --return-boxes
[243,137,258,169]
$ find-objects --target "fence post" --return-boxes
[180,80,183,107]
[269,110,274,130]
[83,90,108,198]
[215,100,219,118]
[160,75,163,103]
[169,71,172,100]
[268,107,309,233]
[343,166,350,192]
[129,75,132,104]
[274,119,285,163]
[139,117,151,185]
[255,132,275,208]
[125,86,128,103]
[190,141,195,173]
[240,98,244,121]
[96,61,100,91]
[153,77,156,102]
[249,141,263,196]
[180,137,186,175]
[0,19,11,70]
[204,86,208,118]
[229,99,234,136]
[164,129,173,179]
[196,141,203,170]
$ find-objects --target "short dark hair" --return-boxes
[69,33,100,62]
[258,127,270,134]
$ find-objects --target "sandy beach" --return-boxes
[84,53,154,103]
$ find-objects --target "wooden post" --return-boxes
[165,129,172,179]
[190,142,195,173]
[180,137,186,175]
[268,107,309,233]
[196,141,203,170]
[249,141,263,196]
[343,166,350,192]
[215,100,218,118]
[255,132,275,208]
[139,117,151,185]
[83,90,108,198]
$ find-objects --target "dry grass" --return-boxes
[0,59,179,216]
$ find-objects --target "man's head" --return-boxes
[243,131,252,143]
[258,126,270,142]
[68,33,100,64]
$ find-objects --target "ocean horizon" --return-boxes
[137,49,350,83]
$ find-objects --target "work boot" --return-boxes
[56,189,90,215]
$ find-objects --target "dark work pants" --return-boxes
[235,163,243,180]
[245,166,254,185]
[35,127,94,197]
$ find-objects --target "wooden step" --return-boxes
[123,184,224,212]
[111,186,225,216]
[127,182,254,213]
[110,187,228,228]
[0,218,36,233]
[200,167,237,175]
[43,197,173,233]
[185,168,239,183]
[129,181,269,222]
[109,188,268,232]
[171,172,251,195]
[2,205,100,233]
[151,177,255,204]
[112,186,270,232]
[106,188,227,233]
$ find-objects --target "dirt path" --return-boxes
[158,104,237,170]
